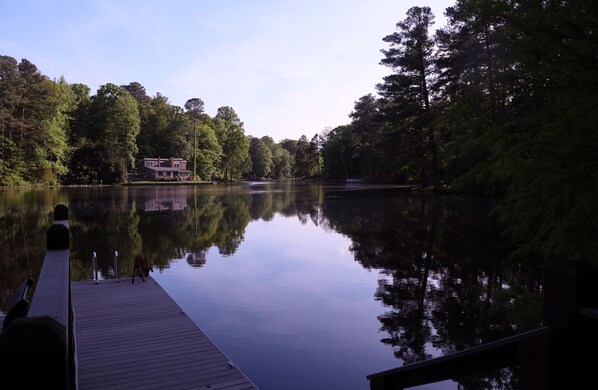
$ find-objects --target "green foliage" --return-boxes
[476,0,598,264]
[104,89,138,174]
[216,106,243,127]
[121,81,150,104]
[194,120,222,180]
[0,135,25,185]
[279,139,297,156]
[88,83,140,182]
[269,142,293,179]
[64,143,124,184]
[348,94,384,180]
[184,98,205,119]
[0,56,20,140]
[323,0,597,264]
[321,125,358,179]
[67,83,91,147]
[293,135,321,178]
[248,137,273,178]
[40,77,76,183]
[183,100,222,180]
[0,56,76,185]
[213,109,249,181]
[434,0,512,193]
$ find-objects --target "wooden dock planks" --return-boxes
[71,277,258,390]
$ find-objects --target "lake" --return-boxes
[0,183,544,389]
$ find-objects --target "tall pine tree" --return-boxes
[377,7,440,187]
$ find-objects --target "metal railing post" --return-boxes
[114,250,120,282]
[92,252,99,284]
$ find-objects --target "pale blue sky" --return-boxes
[1,0,454,142]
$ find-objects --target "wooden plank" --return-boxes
[71,277,258,390]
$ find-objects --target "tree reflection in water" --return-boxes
[321,189,543,388]
[0,184,544,388]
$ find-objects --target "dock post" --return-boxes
[518,257,598,389]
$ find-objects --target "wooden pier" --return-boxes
[71,277,258,390]
[0,205,258,390]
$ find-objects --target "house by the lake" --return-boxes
[135,157,192,181]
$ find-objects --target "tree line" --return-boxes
[321,0,597,264]
[0,0,596,263]
[0,61,322,185]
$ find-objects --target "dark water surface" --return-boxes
[0,183,544,389]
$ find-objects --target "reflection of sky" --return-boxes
[153,214,456,390]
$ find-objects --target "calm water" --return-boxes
[0,183,544,389]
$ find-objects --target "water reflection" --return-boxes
[142,187,189,211]
[0,183,544,389]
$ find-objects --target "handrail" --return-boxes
[2,277,35,330]
[28,217,70,324]
[579,307,598,319]
[367,257,598,389]
[367,325,554,389]
[0,204,77,389]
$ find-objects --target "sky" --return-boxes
[1,0,455,142]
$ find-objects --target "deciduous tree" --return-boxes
[213,106,249,181]
[89,83,140,182]
[248,136,273,178]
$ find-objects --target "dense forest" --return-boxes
[0,0,596,264]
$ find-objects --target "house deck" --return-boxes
[71,277,258,390]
